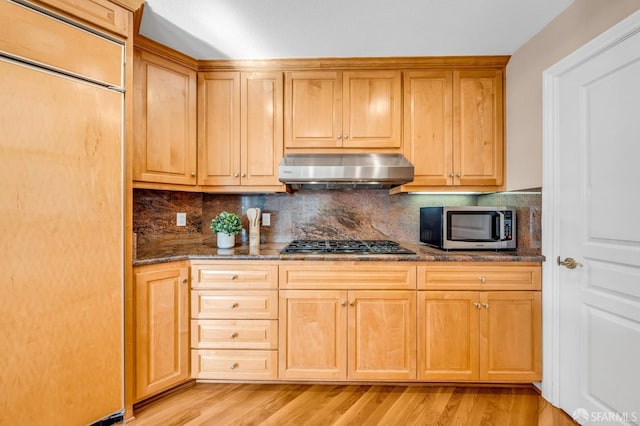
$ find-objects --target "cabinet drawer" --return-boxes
[191,319,278,349]
[191,263,278,289]
[280,262,416,289]
[191,290,278,319]
[192,349,278,380]
[418,263,541,290]
[0,1,124,87]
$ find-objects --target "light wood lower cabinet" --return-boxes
[279,262,416,381]
[190,261,279,380]
[417,263,542,382]
[134,261,190,400]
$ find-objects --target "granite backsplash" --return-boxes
[133,189,541,256]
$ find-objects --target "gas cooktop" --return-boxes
[280,239,415,255]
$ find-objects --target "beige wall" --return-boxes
[506,0,640,191]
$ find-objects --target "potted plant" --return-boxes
[210,211,242,248]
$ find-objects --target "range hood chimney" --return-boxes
[278,153,414,190]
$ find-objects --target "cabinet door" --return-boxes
[480,291,541,382]
[453,69,504,186]
[133,49,197,185]
[417,291,479,381]
[403,71,453,186]
[279,290,348,379]
[241,72,283,186]
[285,71,343,148]
[343,71,402,149]
[348,291,416,380]
[198,72,241,186]
[135,263,190,400]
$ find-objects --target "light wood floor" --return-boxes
[127,383,576,426]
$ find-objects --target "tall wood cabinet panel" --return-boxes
[133,49,197,186]
[454,69,504,186]
[403,71,453,186]
[1,0,136,422]
[134,261,190,400]
[198,71,284,189]
[285,70,401,150]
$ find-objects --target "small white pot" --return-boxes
[216,232,236,249]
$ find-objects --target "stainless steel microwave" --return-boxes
[420,206,516,250]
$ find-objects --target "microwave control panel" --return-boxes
[504,211,513,240]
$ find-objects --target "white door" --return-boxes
[543,11,640,425]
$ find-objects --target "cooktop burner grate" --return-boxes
[281,239,415,255]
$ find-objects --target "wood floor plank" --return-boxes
[127,383,576,426]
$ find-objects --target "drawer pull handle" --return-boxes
[478,276,486,283]
[230,303,238,309]
[230,332,238,339]
[229,363,238,370]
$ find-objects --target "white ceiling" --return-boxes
[139,0,575,60]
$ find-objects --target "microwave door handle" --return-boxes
[497,212,506,240]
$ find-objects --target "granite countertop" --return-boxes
[134,240,545,266]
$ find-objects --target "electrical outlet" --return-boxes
[262,213,271,226]
[176,212,186,226]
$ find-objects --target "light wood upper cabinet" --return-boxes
[285,70,402,150]
[454,69,504,187]
[134,261,190,401]
[402,68,504,190]
[133,49,197,185]
[198,71,284,189]
[403,70,453,186]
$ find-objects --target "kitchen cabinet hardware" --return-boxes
[191,172,196,177]
[230,275,237,280]
[474,302,481,309]
[230,363,238,370]
[478,276,486,283]
[230,303,239,309]
[557,256,583,269]
[482,303,490,309]
[349,301,355,306]
[182,278,188,284]
[341,301,347,307]
[230,333,238,339]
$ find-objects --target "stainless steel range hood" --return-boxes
[278,153,414,190]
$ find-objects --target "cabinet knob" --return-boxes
[229,363,238,370]
[349,301,355,307]
[230,303,238,309]
[341,301,347,307]
[482,303,490,309]
[478,276,486,283]
[230,332,238,339]
[234,173,239,177]
[449,172,454,177]
[230,275,237,280]
[344,134,349,139]
[474,302,481,309]
[182,278,188,284]
[337,134,342,139]
[191,172,196,177]
[456,172,461,177]
[241,173,246,178]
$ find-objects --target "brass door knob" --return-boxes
[557,256,583,269]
